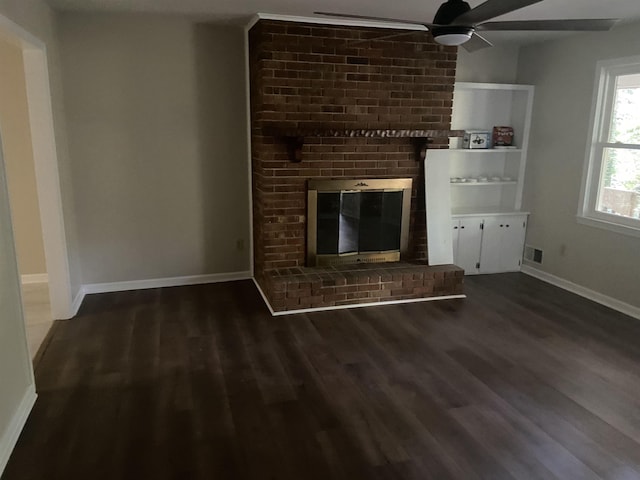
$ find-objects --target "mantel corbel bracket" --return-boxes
[285,136,305,163]
[411,138,433,162]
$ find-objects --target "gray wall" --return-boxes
[0,133,33,474]
[517,22,640,308]
[456,44,520,84]
[0,37,47,276]
[58,13,250,284]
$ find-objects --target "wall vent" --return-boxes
[524,245,543,264]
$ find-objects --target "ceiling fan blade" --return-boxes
[477,18,618,31]
[314,11,430,28]
[452,0,543,26]
[462,32,493,52]
[347,31,428,46]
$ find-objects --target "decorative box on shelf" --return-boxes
[462,130,491,149]
[492,126,514,147]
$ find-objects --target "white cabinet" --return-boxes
[449,82,534,215]
[452,214,527,275]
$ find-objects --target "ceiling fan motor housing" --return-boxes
[433,0,472,25]
[431,0,474,46]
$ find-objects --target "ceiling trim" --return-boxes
[248,13,428,32]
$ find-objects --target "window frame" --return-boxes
[578,55,640,237]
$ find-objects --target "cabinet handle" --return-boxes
[500,224,504,227]
[506,224,510,228]
[461,226,465,229]
[454,226,458,229]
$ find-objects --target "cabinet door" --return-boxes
[479,215,527,273]
[499,215,527,272]
[479,217,503,274]
[456,217,483,275]
[452,220,460,262]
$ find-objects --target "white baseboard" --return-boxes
[20,274,48,285]
[0,385,36,476]
[521,265,640,321]
[253,278,276,315]
[252,278,466,316]
[71,271,252,316]
[71,287,86,317]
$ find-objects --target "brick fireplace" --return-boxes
[249,19,464,312]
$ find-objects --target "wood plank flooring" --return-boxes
[4,273,640,480]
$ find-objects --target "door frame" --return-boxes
[0,14,73,319]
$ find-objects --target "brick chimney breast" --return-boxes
[249,20,460,309]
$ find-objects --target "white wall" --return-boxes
[517,22,640,308]
[58,13,250,284]
[0,37,47,276]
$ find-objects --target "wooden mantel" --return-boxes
[262,126,465,162]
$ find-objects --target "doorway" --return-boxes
[0,15,74,355]
[0,35,52,358]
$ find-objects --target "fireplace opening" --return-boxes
[307,178,413,266]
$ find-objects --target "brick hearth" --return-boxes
[263,262,464,312]
[249,19,463,312]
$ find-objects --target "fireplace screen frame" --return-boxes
[307,178,413,267]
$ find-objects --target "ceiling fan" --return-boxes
[315,0,618,52]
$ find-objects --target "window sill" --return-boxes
[577,215,640,238]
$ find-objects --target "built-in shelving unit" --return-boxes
[424,82,535,275]
[448,82,534,216]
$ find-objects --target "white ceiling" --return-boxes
[45,0,640,46]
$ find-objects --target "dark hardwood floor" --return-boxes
[4,273,640,480]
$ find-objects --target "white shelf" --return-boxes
[452,207,530,217]
[448,149,522,154]
[451,181,517,186]
[455,82,534,92]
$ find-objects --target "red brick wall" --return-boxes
[249,20,457,284]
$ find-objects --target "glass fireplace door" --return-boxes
[315,190,404,257]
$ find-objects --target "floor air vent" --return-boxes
[524,245,543,264]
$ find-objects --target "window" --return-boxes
[580,56,640,236]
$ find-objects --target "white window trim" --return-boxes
[578,55,640,238]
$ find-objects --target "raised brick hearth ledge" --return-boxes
[261,262,464,313]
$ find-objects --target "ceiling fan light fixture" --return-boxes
[432,26,474,46]
[433,32,473,46]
